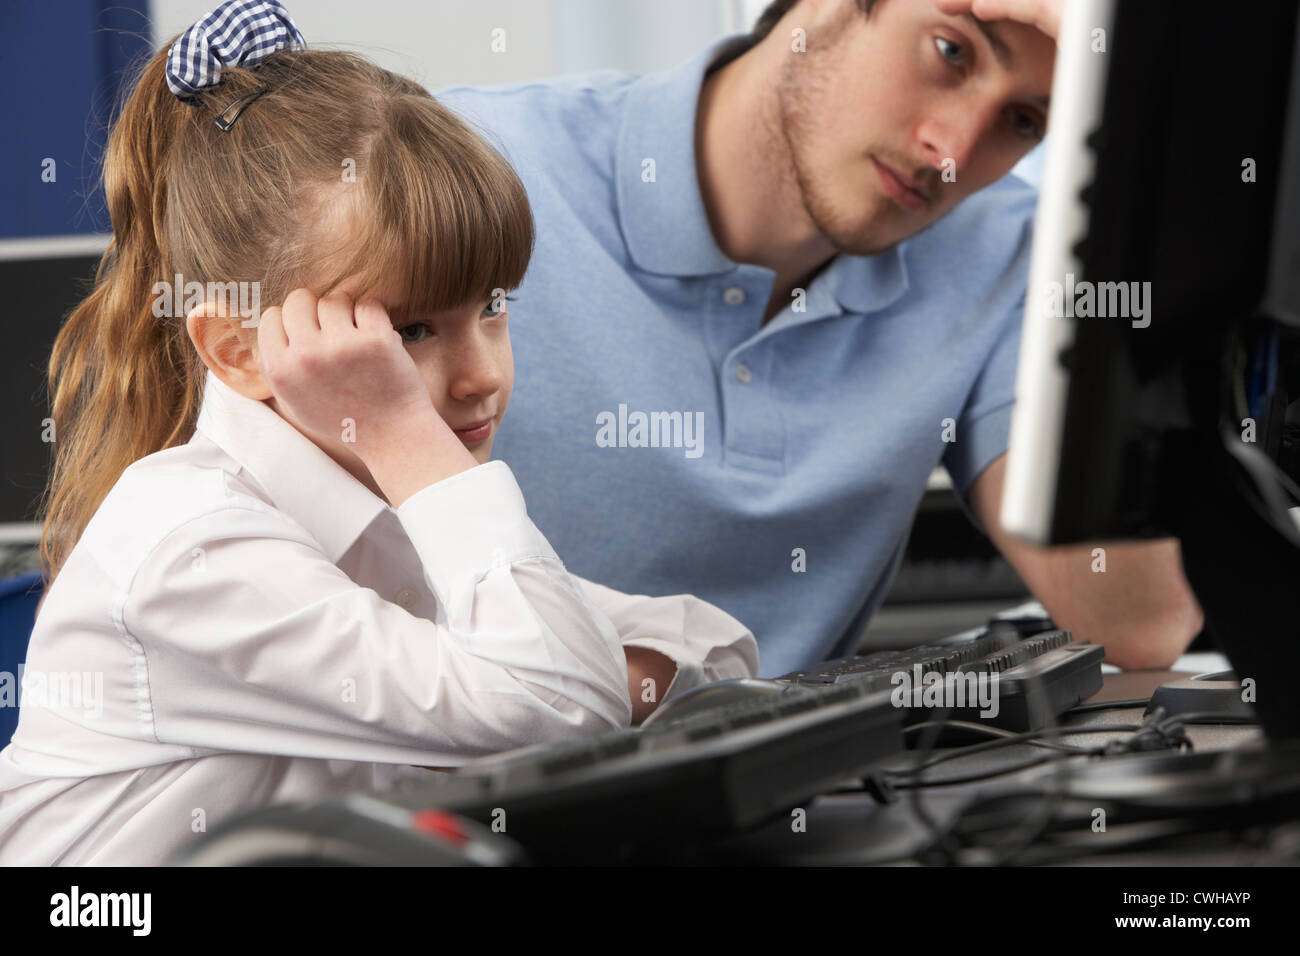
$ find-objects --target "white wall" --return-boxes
[149,0,751,90]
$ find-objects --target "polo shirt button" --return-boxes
[723,286,746,306]
[394,587,418,609]
[735,362,752,384]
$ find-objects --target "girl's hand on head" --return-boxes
[256,288,452,461]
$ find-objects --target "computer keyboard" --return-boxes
[376,619,1104,861]
[383,676,903,861]
[777,620,1105,733]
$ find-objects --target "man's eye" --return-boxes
[397,323,432,344]
[935,36,964,65]
[481,301,506,318]
[1009,110,1043,140]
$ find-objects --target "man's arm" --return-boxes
[968,454,1204,669]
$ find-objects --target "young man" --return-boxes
[433,0,1202,679]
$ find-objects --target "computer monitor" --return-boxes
[1001,0,1300,740]
[0,235,109,546]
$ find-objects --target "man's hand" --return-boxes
[935,0,1062,40]
[968,454,1203,669]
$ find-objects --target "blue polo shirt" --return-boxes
[434,35,1037,677]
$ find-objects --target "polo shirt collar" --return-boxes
[822,241,910,315]
[615,33,910,316]
[616,36,750,277]
[193,369,390,563]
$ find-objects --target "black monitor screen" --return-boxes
[2,253,103,529]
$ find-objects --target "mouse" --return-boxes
[1145,669,1256,723]
[640,678,791,729]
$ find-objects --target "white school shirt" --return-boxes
[0,371,758,866]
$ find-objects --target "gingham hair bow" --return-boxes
[165,0,305,101]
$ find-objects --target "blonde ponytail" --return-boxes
[40,46,205,583]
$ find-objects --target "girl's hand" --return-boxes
[256,288,479,503]
[625,646,679,725]
[257,289,445,460]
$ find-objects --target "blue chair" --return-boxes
[0,570,44,748]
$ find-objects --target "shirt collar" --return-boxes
[615,33,909,315]
[821,242,910,315]
[193,370,391,563]
[616,35,751,277]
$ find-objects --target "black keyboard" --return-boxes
[381,621,1104,858]
[382,677,903,861]
[778,620,1105,733]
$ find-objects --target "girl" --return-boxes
[0,0,757,866]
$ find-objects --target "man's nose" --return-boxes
[917,99,1002,181]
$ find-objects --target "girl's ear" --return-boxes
[186,301,273,401]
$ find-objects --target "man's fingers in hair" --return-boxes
[933,0,1060,40]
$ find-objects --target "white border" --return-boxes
[1000,0,1117,544]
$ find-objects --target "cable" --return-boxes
[833,720,1142,797]
[911,709,1205,863]
[939,745,1300,865]
[902,697,957,856]
[899,625,1077,864]
[1221,424,1300,547]
[1232,330,1249,424]
[921,709,1197,861]
[1149,710,1257,726]
[887,623,1172,864]
[1265,324,1279,402]
[944,797,1222,866]
[976,642,1074,865]
[888,755,1057,789]
[891,723,1140,775]
[902,719,1094,754]
[891,620,1036,858]
[1064,697,1150,714]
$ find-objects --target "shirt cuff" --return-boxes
[394,460,558,604]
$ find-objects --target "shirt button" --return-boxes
[735,362,752,384]
[723,286,746,306]
[394,588,418,609]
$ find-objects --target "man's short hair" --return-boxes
[751,0,879,42]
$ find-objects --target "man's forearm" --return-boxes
[970,455,1204,670]
[1006,537,1204,669]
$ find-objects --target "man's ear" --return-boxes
[185,301,272,401]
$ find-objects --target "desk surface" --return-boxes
[666,665,1271,866]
